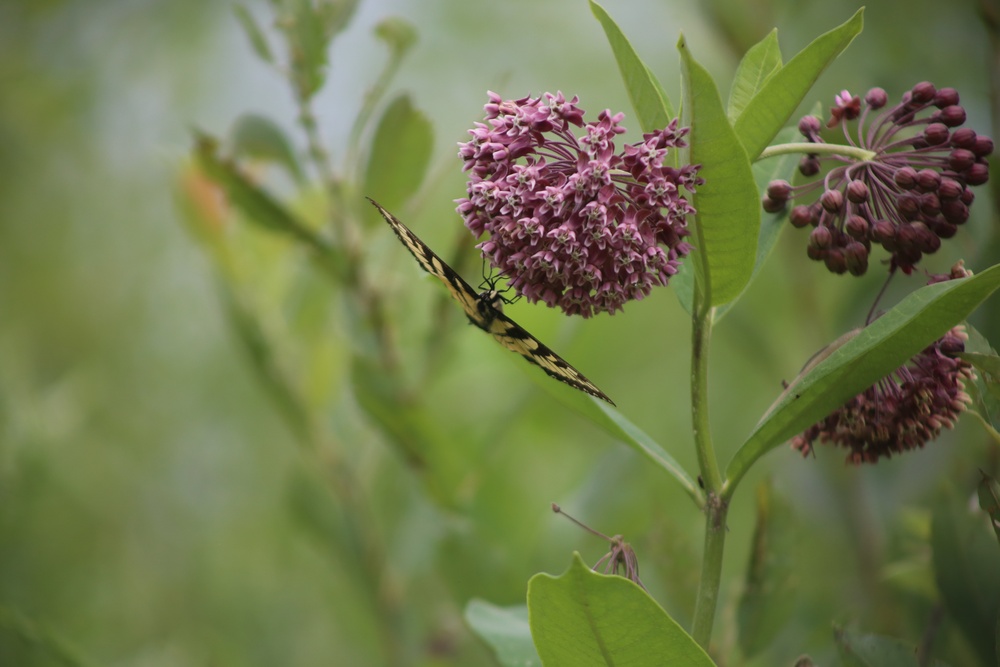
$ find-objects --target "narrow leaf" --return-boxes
[734,9,864,160]
[192,132,343,272]
[726,264,1000,494]
[233,4,275,64]
[464,600,540,667]
[590,1,674,131]
[728,29,782,121]
[528,554,715,666]
[374,16,417,60]
[363,95,433,213]
[716,125,800,320]
[678,36,759,308]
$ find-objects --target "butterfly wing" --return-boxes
[484,304,616,405]
[369,197,616,406]
[368,197,486,328]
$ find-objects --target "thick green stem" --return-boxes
[689,299,727,649]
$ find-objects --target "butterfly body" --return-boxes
[368,198,615,406]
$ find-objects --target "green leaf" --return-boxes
[192,131,343,273]
[464,600,540,667]
[736,481,797,659]
[362,95,433,214]
[834,627,951,667]
[527,374,701,508]
[229,113,305,183]
[275,0,333,97]
[374,16,417,61]
[932,490,1000,666]
[678,36,759,309]
[528,554,716,666]
[715,125,800,321]
[734,9,864,160]
[590,1,674,132]
[234,4,275,64]
[316,0,360,40]
[727,29,782,121]
[977,471,1000,548]
[726,264,1000,495]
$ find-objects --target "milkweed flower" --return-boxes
[456,92,702,317]
[764,83,992,276]
[791,265,976,464]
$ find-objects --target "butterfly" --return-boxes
[368,198,615,406]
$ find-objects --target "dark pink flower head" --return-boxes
[457,92,701,317]
[765,82,992,276]
[791,265,975,464]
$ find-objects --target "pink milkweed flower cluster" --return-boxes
[792,264,976,464]
[765,82,992,276]
[456,92,702,318]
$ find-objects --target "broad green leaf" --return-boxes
[590,1,674,132]
[834,627,951,667]
[229,113,305,183]
[727,29,782,121]
[715,125,800,321]
[734,9,863,160]
[977,471,1000,548]
[678,36,759,308]
[234,4,275,64]
[316,0,359,40]
[465,601,540,667]
[528,554,715,666]
[962,351,1000,378]
[736,481,797,659]
[726,264,1000,495]
[932,490,1000,666]
[192,132,344,275]
[363,95,433,214]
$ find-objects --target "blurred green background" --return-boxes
[1,1,998,665]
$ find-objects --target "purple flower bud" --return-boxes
[865,87,888,108]
[934,87,960,108]
[894,166,918,189]
[966,162,989,186]
[950,127,977,149]
[790,205,815,228]
[916,169,941,191]
[846,214,869,238]
[846,180,869,203]
[911,81,937,103]
[923,123,950,146]
[798,155,820,176]
[810,225,833,249]
[935,105,967,127]
[973,135,994,157]
[821,189,844,212]
[949,148,975,171]
[844,241,869,276]
[798,115,821,138]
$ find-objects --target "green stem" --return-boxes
[758,141,876,162]
[689,297,727,649]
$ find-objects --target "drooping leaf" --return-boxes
[678,36,759,309]
[590,1,674,132]
[464,600,540,667]
[528,554,715,666]
[734,9,864,160]
[726,264,1000,494]
[728,29,782,121]
[362,95,433,214]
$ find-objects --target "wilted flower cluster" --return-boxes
[792,266,975,463]
[456,92,701,317]
[764,82,992,276]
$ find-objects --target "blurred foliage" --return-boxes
[0,0,998,666]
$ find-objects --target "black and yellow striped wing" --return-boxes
[369,198,615,406]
